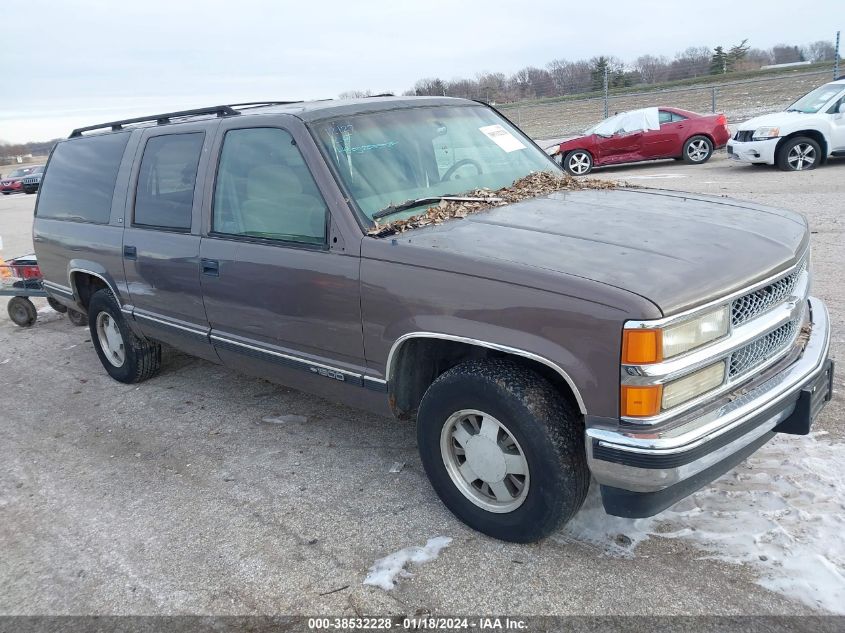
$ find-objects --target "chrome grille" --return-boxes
[731,260,805,327]
[729,320,797,378]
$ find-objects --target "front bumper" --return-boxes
[726,136,779,164]
[587,296,832,518]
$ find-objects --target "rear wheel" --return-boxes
[88,288,161,383]
[682,135,713,164]
[777,136,820,171]
[47,297,68,313]
[563,150,593,175]
[67,309,88,326]
[7,296,37,327]
[416,359,589,542]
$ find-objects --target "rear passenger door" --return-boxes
[198,120,365,390]
[122,123,219,361]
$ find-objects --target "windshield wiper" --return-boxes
[372,195,502,220]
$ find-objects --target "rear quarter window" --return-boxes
[36,132,130,223]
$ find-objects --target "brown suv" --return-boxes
[32,98,833,542]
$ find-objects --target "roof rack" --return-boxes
[226,101,304,109]
[68,105,241,138]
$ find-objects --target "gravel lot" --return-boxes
[1,152,842,617]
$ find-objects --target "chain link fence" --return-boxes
[500,69,835,141]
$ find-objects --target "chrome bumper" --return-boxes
[587,297,832,510]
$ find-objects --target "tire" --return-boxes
[417,359,589,543]
[88,288,161,383]
[682,135,713,164]
[7,296,37,327]
[777,136,821,171]
[563,150,593,176]
[47,296,68,313]
[67,309,88,326]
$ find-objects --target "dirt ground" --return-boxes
[0,152,842,617]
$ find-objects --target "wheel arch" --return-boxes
[67,263,122,311]
[775,130,828,164]
[385,332,587,419]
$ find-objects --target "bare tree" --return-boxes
[804,40,836,62]
[413,78,446,96]
[337,89,373,99]
[634,54,669,84]
[771,44,804,64]
[668,46,712,79]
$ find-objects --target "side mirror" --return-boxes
[838,103,845,114]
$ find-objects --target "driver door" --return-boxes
[829,95,845,152]
[597,131,644,163]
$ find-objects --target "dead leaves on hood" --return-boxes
[367,171,617,237]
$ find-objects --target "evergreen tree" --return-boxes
[710,46,728,74]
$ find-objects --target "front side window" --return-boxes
[312,105,554,221]
[212,127,327,244]
[134,132,204,230]
[36,132,130,223]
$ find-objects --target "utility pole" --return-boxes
[603,65,609,118]
[835,30,841,79]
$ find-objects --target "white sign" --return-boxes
[479,124,526,153]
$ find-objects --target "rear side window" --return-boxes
[134,133,204,230]
[36,132,130,223]
[212,128,327,245]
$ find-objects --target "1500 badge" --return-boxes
[310,366,346,381]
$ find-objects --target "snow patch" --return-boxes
[364,537,452,590]
[559,433,845,613]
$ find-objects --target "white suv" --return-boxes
[728,78,845,170]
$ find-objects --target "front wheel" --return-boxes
[88,288,161,383]
[563,150,593,175]
[417,359,589,542]
[682,135,713,164]
[777,136,821,171]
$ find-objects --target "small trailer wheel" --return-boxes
[47,297,68,313]
[67,309,88,326]
[8,296,38,327]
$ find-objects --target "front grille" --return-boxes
[729,319,798,378]
[734,130,754,142]
[731,260,806,327]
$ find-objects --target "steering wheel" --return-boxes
[442,158,483,181]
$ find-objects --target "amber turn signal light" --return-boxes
[622,328,663,364]
[621,385,663,417]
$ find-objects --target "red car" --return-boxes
[0,165,44,195]
[553,107,731,175]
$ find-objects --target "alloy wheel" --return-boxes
[440,409,530,513]
[96,312,126,367]
[787,143,816,170]
[686,139,710,162]
[567,152,592,175]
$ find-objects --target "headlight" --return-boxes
[545,145,560,156]
[661,361,726,410]
[622,305,730,364]
[620,360,727,418]
[752,126,780,141]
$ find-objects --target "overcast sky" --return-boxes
[1,0,839,143]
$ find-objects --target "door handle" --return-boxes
[201,258,219,276]
[123,245,137,260]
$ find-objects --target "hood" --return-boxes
[559,135,593,150]
[737,111,811,131]
[401,188,808,315]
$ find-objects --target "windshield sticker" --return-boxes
[479,124,526,153]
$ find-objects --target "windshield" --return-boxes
[312,105,556,221]
[8,167,33,177]
[787,84,844,113]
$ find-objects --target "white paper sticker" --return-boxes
[479,124,526,153]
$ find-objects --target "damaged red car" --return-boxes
[550,107,731,175]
